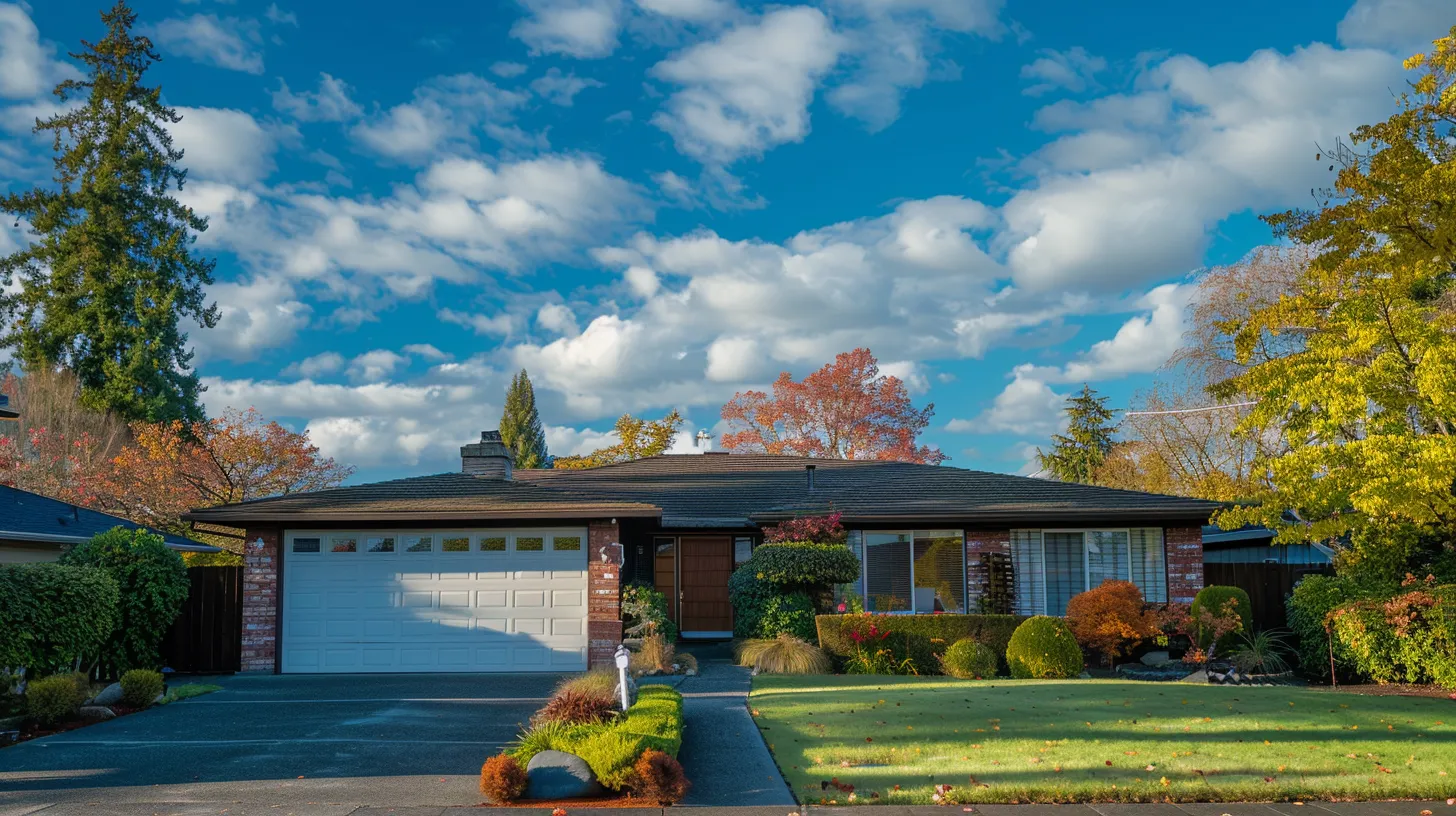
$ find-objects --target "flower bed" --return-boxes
[815,613,1027,675]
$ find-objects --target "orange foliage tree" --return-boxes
[1064,580,1163,666]
[720,348,946,464]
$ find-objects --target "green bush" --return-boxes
[622,583,677,642]
[1329,583,1456,689]
[512,685,685,790]
[816,613,1026,675]
[730,542,860,640]
[119,669,164,708]
[61,527,189,672]
[1190,585,1253,649]
[941,638,999,679]
[1005,616,1084,679]
[26,673,87,725]
[0,563,119,675]
[1287,575,1367,681]
[758,593,817,641]
[741,542,861,587]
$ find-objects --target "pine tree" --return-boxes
[500,369,548,469]
[0,3,218,424]
[1036,385,1117,484]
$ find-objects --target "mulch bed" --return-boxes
[6,704,142,746]
[1313,683,1456,699]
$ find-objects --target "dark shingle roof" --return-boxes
[0,485,218,552]
[186,453,1220,527]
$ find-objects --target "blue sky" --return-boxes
[1,0,1449,483]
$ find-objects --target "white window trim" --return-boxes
[858,529,967,615]
[1031,528,1165,615]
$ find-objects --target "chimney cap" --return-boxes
[462,429,514,479]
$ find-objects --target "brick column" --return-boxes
[587,519,623,669]
[1165,526,1204,605]
[965,531,1011,612]
[241,527,280,673]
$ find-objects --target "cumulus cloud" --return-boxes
[537,302,580,335]
[634,0,736,22]
[956,366,1066,436]
[351,74,530,162]
[145,14,264,74]
[0,3,78,99]
[347,349,409,383]
[170,107,280,185]
[512,0,624,58]
[1337,0,1453,51]
[283,352,346,379]
[1020,46,1106,96]
[193,275,312,362]
[530,68,606,105]
[272,73,362,122]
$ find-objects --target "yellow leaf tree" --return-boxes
[552,410,685,469]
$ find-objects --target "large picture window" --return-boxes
[1011,528,1167,615]
[851,530,966,614]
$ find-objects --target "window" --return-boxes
[859,530,965,614]
[516,536,545,552]
[733,537,754,566]
[330,536,357,553]
[292,537,321,553]
[480,536,507,552]
[442,536,470,553]
[553,535,582,552]
[1011,529,1167,615]
[403,535,433,553]
[365,535,395,553]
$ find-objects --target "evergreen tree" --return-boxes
[0,3,218,424]
[500,369,548,469]
[1036,385,1117,484]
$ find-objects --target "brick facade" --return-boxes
[241,527,280,673]
[1164,525,1205,604]
[587,519,624,669]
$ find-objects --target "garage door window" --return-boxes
[403,535,433,553]
[442,535,470,553]
[365,535,395,553]
[553,535,582,552]
[293,537,321,553]
[330,536,357,553]
[480,535,507,552]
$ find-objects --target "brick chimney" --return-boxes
[462,430,513,479]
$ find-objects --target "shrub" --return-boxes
[1287,575,1366,681]
[0,563,119,675]
[729,542,860,639]
[533,686,618,726]
[554,669,618,700]
[816,613,1026,675]
[735,635,831,674]
[630,749,690,804]
[60,527,189,672]
[1189,585,1252,650]
[941,638,999,679]
[632,633,675,674]
[1065,580,1162,666]
[758,593,818,641]
[1005,616,1084,679]
[479,754,528,803]
[741,542,861,587]
[119,668,164,708]
[512,686,685,790]
[26,673,86,725]
[1329,579,1456,688]
[622,584,677,642]
[1229,629,1293,674]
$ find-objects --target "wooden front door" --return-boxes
[678,536,733,634]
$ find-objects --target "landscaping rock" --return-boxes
[78,706,115,721]
[1182,669,1210,683]
[90,682,123,707]
[615,676,638,708]
[1140,650,1170,666]
[525,750,604,800]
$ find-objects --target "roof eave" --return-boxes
[181,506,664,525]
[0,530,220,552]
[751,507,1221,525]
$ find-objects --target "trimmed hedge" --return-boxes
[742,542,861,587]
[1006,615,1084,679]
[512,685,685,790]
[0,563,120,675]
[1190,585,1253,650]
[730,542,859,639]
[61,527,189,672]
[816,613,1027,675]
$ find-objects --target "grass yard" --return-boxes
[749,675,1456,805]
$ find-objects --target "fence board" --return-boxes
[1203,562,1331,631]
[161,566,242,674]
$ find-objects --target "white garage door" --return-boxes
[281,528,589,673]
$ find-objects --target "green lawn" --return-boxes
[749,675,1456,804]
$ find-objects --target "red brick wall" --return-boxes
[241,527,280,673]
[587,519,624,669]
[1165,526,1204,605]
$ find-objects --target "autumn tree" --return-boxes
[1036,385,1115,483]
[552,410,684,469]
[0,3,217,423]
[500,369,548,469]
[1217,28,1456,548]
[720,348,945,464]
[0,368,126,505]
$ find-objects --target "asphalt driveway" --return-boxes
[0,673,563,810]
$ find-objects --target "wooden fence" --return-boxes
[1203,562,1331,632]
[161,566,243,674]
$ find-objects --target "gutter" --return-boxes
[182,506,665,524]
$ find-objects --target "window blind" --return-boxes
[1130,528,1167,603]
[1010,529,1044,616]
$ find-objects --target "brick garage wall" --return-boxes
[1165,526,1204,604]
[241,527,280,673]
[965,530,1011,611]
[587,519,624,669]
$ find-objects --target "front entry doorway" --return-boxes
[677,536,734,637]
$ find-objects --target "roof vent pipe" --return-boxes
[461,430,514,480]
[806,464,816,492]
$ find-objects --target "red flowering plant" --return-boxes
[762,512,847,544]
[842,616,917,675]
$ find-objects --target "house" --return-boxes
[1201,523,1333,631]
[0,484,220,563]
[183,430,1221,675]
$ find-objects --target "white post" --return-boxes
[614,644,631,712]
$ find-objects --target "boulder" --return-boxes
[1139,650,1171,666]
[525,750,604,800]
[1182,669,1210,684]
[78,706,115,722]
[89,682,123,707]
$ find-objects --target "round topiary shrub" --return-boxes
[729,541,861,639]
[1005,616,1084,679]
[120,668,164,708]
[941,638,999,679]
[26,673,87,725]
[479,753,528,803]
[630,749,691,805]
[758,592,818,641]
[1190,585,1254,649]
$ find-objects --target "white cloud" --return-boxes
[491,61,529,78]
[1337,0,1453,51]
[545,423,619,456]
[0,3,78,99]
[441,309,515,336]
[537,303,581,336]
[1020,46,1106,96]
[403,343,450,360]
[961,365,1066,436]
[351,74,530,162]
[512,0,624,58]
[193,275,311,362]
[705,336,760,382]
[170,107,279,184]
[1054,283,1192,382]
[146,14,264,74]
[347,349,409,383]
[272,73,362,122]
[530,68,605,105]
[265,4,298,26]
[283,351,345,379]
[650,7,845,164]
[879,359,930,394]
[634,0,736,22]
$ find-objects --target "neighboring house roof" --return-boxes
[0,484,219,552]
[1201,524,1278,546]
[0,394,16,420]
[186,453,1222,528]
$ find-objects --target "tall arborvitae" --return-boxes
[0,2,217,423]
[1036,384,1117,484]
[500,369,548,469]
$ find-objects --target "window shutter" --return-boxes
[1130,528,1167,603]
[1010,529,1045,616]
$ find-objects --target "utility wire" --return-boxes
[1123,401,1256,417]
